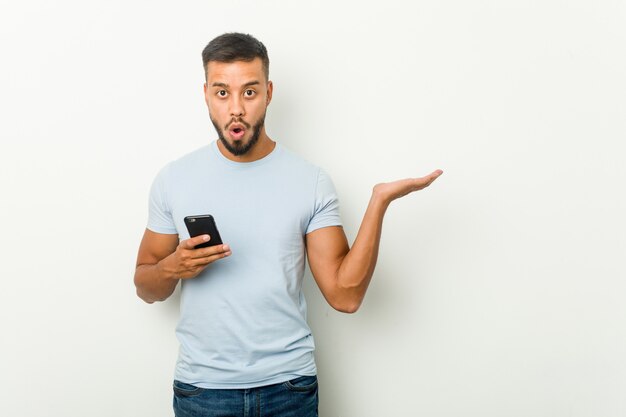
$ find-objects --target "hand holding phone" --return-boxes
[156,217,230,281]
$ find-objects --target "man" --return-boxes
[134,32,442,417]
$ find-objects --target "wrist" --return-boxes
[371,186,392,209]
[156,258,179,282]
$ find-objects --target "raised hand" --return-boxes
[373,169,443,206]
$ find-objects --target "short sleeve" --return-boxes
[147,165,178,234]
[306,168,342,234]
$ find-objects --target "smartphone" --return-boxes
[184,214,223,249]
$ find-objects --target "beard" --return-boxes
[211,113,266,157]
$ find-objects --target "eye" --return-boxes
[217,90,227,97]
[244,89,255,97]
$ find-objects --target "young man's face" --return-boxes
[204,58,273,157]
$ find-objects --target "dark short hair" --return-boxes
[202,33,270,80]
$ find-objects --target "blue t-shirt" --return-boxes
[147,140,342,389]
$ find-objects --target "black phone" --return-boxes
[184,214,223,249]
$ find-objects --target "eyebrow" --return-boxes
[211,80,261,88]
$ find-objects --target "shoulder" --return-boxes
[275,143,321,176]
[277,145,338,186]
[149,145,211,193]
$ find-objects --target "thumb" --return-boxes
[183,234,210,249]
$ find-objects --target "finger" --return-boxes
[424,169,443,182]
[189,244,231,259]
[416,169,443,188]
[181,235,211,250]
[179,265,210,279]
[187,248,232,266]
[430,169,443,179]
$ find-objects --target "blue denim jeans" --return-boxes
[172,375,319,417]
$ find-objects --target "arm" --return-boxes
[134,229,232,303]
[306,169,443,313]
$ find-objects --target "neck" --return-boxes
[217,131,276,163]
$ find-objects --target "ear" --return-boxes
[266,80,273,106]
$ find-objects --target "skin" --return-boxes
[134,58,443,312]
[206,58,275,163]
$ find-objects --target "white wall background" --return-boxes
[1,0,624,416]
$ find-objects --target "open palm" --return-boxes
[373,169,443,204]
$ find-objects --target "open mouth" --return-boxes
[229,125,246,140]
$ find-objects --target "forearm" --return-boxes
[335,191,390,310]
[134,261,179,304]
[308,170,442,313]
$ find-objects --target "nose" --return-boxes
[229,95,244,118]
